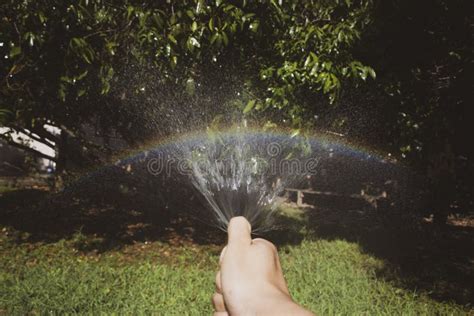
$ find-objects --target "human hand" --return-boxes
[212,216,313,316]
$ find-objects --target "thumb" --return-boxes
[227,216,252,248]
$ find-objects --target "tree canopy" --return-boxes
[1,0,375,159]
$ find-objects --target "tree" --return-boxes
[356,0,473,223]
[1,0,375,178]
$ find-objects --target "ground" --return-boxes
[0,187,473,315]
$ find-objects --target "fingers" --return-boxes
[252,238,278,253]
[219,246,227,265]
[212,292,227,312]
[227,216,252,248]
[250,238,290,295]
[215,271,222,293]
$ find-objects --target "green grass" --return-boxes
[0,202,470,315]
[283,240,465,315]
[1,237,467,315]
[1,261,214,314]
[0,236,218,315]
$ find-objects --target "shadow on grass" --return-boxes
[0,166,306,254]
[303,194,474,307]
[0,167,224,251]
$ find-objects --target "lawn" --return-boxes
[0,205,469,315]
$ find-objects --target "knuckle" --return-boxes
[212,292,221,303]
[252,238,277,253]
[215,271,222,291]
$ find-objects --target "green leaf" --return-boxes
[58,84,66,102]
[186,37,200,52]
[189,37,200,48]
[38,11,46,23]
[186,10,194,19]
[77,89,86,97]
[167,34,177,45]
[9,46,21,58]
[71,37,83,47]
[208,18,214,30]
[360,68,367,81]
[243,99,256,113]
[60,76,72,83]
[221,32,229,46]
[291,129,300,138]
[249,21,259,32]
[185,78,195,96]
[170,56,178,68]
[210,32,220,45]
[304,55,312,68]
[196,0,204,14]
[126,6,134,20]
[323,74,334,93]
[368,67,376,79]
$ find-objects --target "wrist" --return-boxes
[237,286,312,316]
[264,293,313,316]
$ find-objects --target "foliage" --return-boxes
[366,0,471,162]
[0,0,375,168]
[361,0,473,219]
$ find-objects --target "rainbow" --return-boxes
[62,126,399,196]
[116,127,394,166]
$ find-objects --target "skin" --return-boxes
[213,216,314,316]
